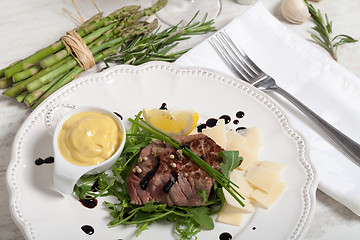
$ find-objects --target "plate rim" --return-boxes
[6,61,318,240]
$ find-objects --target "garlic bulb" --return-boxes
[281,0,311,24]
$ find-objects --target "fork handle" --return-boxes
[272,85,360,165]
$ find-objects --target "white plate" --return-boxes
[6,62,317,240]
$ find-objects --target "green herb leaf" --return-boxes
[142,201,167,212]
[305,0,358,61]
[198,189,208,204]
[103,12,216,67]
[218,151,242,178]
[136,222,150,237]
[185,207,214,230]
[175,219,201,240]
[105,201,120,219]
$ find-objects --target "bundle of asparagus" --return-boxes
[0,1,169,109]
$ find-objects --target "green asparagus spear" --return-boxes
[0,60,20,78]
[141,0,168,17]
[15,91,28,103]
[26,59,78,92]
[0,78,12,89]
[24,72,67,106]
[31,67,83,109]
[40,23,117,68]
[12,63,42,83]
[3,57,72,97]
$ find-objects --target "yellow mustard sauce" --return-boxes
[57,111,123,166]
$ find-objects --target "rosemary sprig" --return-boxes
[304,0,358,61]
[103,13,216,66]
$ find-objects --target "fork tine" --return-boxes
[210,36,253,82]
[221,30,263,74]
[216,32,258,78]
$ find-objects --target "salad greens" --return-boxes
[74,111,243,239]
[219,151,242,179]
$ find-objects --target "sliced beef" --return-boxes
[127,133,223,207]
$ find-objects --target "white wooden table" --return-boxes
[1,0,360,239]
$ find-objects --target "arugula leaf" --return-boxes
[73,172,108,198]
[104,201,120,219]
[198,190,208,204]
[185,207,214,230]
[136,222,149,237]
[142,201,167,212]
[175,219,201,240]
[218,151,242,178]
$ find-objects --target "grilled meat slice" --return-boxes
[127,133,223,207]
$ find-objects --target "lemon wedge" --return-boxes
[143,108,199,137]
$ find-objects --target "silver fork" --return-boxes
[210,31,360,166]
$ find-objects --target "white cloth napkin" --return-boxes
[175,2,360,216]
